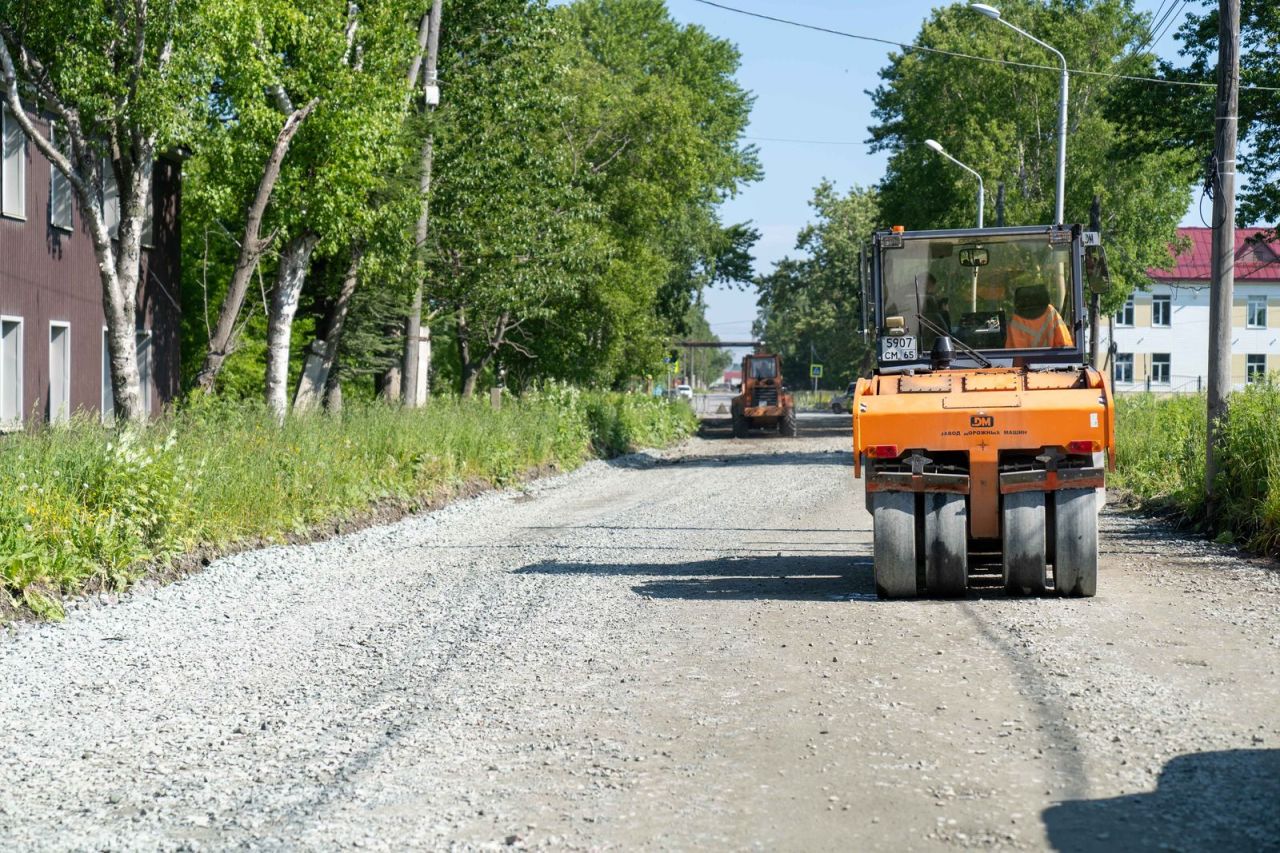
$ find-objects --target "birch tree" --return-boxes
[0,0,210,422]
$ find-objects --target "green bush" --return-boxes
[0,390,696,618]
[1114,385,1280,556]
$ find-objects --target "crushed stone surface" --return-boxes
[1,410,1277,851]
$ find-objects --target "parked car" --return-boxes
[675,384,694,400]
[830,382,858,413]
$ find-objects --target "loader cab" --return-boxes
[870,225,1088,372]
[744,354,780,383]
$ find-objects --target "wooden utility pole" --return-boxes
[1206,0,1240,508]
[402,0,443,407]
[1088,195,1102,367]
[995,182,1006,228]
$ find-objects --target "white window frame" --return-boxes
[101,327,113,423]
[101,157,119,239]
[1,103,26,220]
[49,122,72,231]
[1115,298,1134,327]
[1,315,25,429]
[141,184,155,249]
[1152,294,1171,328]
[1151,353,1171,385]
[136,328,152,415]
[1247,353,1267,383]
[1246,295,1267,329]
[1114,352,1134,384]
[48,321,71,424]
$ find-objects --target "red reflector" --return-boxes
[1067,440,1102,454]
[867,445,899,459]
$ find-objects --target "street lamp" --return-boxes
[925,139,985,228]
[970,3,1068,225]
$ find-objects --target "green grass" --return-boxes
[1114,384,1280,555]
[0,388,697,619]
[791,389,839,411]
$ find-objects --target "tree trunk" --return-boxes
[265,232,319,421]
[379,357,402,403]
[456,308,476,399]
[105,154,151,423]
[403,134,436,406]
[194,99,318,393]
[324,363,344,413]
[401,0,443,407]
[294,248,362,412]
[0,42,148,422]
[456,307,504,400]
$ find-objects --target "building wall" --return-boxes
[0,106,180,426]
[1099,281,1280,393]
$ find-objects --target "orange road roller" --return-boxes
[853,224,1114,598]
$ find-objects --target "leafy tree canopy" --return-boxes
[755,182,879,388]
[868,0,1198,311]
[1110,0,1279,234]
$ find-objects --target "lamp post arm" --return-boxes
[937,149,985,228]
[994,18,1066,70]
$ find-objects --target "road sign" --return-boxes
[810,364,824,378]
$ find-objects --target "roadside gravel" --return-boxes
[1,411,1276,851]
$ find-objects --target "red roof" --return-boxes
[1150,227,1280,282]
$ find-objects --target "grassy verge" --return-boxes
[0,387,697,619]
[1114,385,1280,556]
[791,389,837,411]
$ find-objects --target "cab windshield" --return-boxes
[880,233,1077,354]
[747,358,777,379]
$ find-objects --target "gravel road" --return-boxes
[2,409,1278,851]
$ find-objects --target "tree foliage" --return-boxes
[499,0,759,390]
[0,0,217,420]
[1110,0,1279,234]
[868,0,1197,311]
[754,182,879,388]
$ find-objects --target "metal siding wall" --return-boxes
[0,107,180,422]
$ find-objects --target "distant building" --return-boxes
[722,368,742,387]
[1100,227,1280,393]
[0,102,180,428]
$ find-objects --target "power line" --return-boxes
[1145,0,1192,54]
[745,135,862,145]
[689,0,1280,93]
[1133,0,1182,56]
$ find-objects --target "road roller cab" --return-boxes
[853,224,1114,598]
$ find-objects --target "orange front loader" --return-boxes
[731,353,797,438]
[853,224,1114,598]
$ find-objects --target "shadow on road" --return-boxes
[517,553,876,601]
[605,449,852,470]
[1041,749,1280,852]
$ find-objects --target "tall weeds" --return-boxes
[0,390,696,618]
[1114,385,1280,555]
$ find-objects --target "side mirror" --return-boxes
[1085,244,1110,295]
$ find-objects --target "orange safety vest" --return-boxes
[1004,306,1074,349]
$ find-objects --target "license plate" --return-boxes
[881,335,917,361]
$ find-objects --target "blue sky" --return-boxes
[659,0,1199,341]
